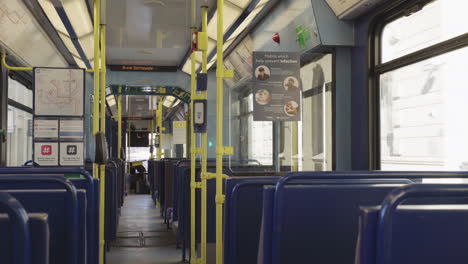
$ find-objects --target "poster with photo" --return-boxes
[252,52,301,121]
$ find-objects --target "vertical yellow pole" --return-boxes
[200,5,208,264]
[99,24,107,264]
[92,1,104,264]
[215,0,225,262]
[292,121,298,171]
[117,86,122,159]
[190,28,198,264]
[157,98,163,160]
[93,0,100,178]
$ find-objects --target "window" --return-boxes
[374,0,468,170]
[239,93,273,165]
[298,54,333,171]
[7,77,33,166]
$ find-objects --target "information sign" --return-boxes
[252,52,301,121]
[34,142,58,166]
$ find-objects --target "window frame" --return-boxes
[369,0,468,169]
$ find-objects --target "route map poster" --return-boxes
[34,68,84,116]
[252,52,301,121]
[33,68,85,167]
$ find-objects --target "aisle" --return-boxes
[107,195,182,264]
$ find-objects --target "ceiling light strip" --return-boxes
[51,2,92,69]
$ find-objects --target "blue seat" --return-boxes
[0,213,49,264]
[0,167,98,264]
[0,176,79,264]
[223,176,280,264]
[356,184,468,264]
[257,186,275,264]
[270,173,414,264]
[356,204,468,264]
[0,192,30,264]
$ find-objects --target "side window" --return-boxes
[375,0,468,170]
[239,93,273,165]
[298,54,333,171]
[7,77,33,166]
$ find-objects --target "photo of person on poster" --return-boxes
[255,66,270,81]
[255,89,272,105]
[284,76,299,92]
[284,101,299,116]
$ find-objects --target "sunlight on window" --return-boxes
[380,47,468,170]
[382,0,468,62]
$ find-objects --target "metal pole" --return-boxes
[200,6,208,264]
[99,23,107,264]
[189,27,198,264]
[215,0,225,262]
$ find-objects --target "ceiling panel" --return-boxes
[107,0,215,66]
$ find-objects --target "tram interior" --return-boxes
[1,0,468,264]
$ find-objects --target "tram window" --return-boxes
[7,106,32,166]
[239,93,273,165]
[376,0,468,170]
[7,77,33,167]
[298,54,333,171]
[8,78,32,107]
[381,0,468,63]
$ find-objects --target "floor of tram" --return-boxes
[107,194,183,264]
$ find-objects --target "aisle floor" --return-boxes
[107,194,182,264]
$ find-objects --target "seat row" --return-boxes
[225,171,468,264]
[0,159,125,264]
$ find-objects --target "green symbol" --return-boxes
[296,25,311,50]
[208,141,213,147]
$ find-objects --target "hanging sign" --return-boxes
[33,67,86,167]
[252,52,301,121]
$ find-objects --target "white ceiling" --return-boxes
[106,0,215,66]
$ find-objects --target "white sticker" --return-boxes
[60,142,84,166]
[60,119,84,140]
[194,102,204,124]
[34,142,58,166]
[173,121,187,144]
[34,119,59,139]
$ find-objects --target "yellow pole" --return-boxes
[157,98,163,160]
[93,0,101,178]
[292,121,298,171]
[189,27,198,264]
[200,5,208,264]
[91,1,104,263]
[99,23,107,264]
[215,0,225,262]
[117,86,122,159]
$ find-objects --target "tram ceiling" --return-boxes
[106,0,216,66]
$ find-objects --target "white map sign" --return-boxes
[34,68,84,116]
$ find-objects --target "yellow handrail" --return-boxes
[99,23,107,264]
[215,0,226,262]
[92,2,104,264]
[1,53,32,71]
[157,97,163,160]
[200,5,209,264]
[190,26,199,264]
